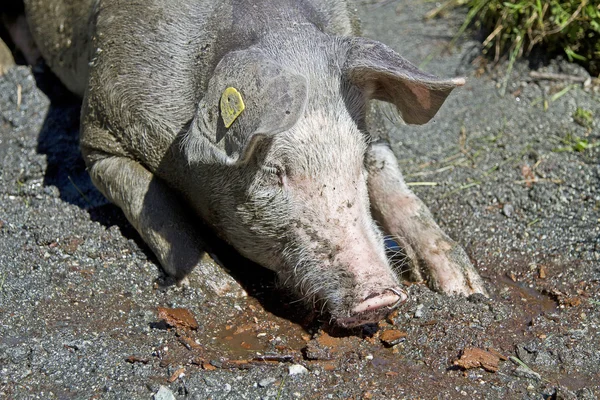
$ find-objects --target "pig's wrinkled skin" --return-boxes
[20,0,486,327]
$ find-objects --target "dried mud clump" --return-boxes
[454,347,507,372]
[157,307,199,331]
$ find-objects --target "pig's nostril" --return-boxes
[352,288,407,314]
[335,288,407,328]
[386,287,408,309]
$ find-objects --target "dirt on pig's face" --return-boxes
[218,111,406,327]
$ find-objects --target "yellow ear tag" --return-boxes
[220,87,245,128]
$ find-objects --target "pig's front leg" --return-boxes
[365,142,486,296]
[83,148,242,296]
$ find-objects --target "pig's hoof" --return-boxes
[431,271,487,296]
[335,288,407,328]
[424,247,487,296]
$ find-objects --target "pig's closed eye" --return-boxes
[262,164,287,187]
[262,165,278,174]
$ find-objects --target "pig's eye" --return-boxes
[262,165,278,174]
[262,164,287,187]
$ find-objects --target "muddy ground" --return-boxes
[1,1,599,399]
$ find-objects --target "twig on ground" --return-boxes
[550,85,576,102]
[17,84,22,108]
[406,182,439,186]
[527,218,540,227]
[68,176,91,205]
[513,178,563,185]
[441,181,481,198]
[406,165,456,178]
[528,72,588,83]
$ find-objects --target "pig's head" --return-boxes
[183,37,463,327]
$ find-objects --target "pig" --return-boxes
[20,0,486,327]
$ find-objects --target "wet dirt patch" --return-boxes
[497,274,559,317]
[207,297,308,359]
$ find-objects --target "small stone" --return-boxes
[258,377,277,387]
[513,365,541,381]
[379,329,407,346]
[502,203,514,217]
[538,265,547,279]
[61,237,83,255]
[323,362,336,371]
[288,364,308,375]
[414,304,424,318]
[154,386,176,400]
[202,362,216,370]
[168,367,185,383]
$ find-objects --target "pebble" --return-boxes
[258,377,277,387]
[223,383,232,394]
[513,366,541,381]
[288,364,308,375]
[414,304,425,318]
[154,386,176,400]
[502,203,514,218]
[379,330,407,346]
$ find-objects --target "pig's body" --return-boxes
[22,0,486,327]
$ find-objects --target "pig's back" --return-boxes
[24,0,97,95]
[26,0,360,171]
[85,0,359,131]
[24,0,359,100]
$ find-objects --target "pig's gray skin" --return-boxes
[23,0,486,327]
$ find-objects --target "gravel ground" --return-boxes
[1,1,599,399]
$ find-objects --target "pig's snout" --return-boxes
[336,287,407,328]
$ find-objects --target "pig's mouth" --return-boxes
[334,288,407,328]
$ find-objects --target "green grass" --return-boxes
[572,107,594,127]
[552,132,598,152]
[432,0,600,77]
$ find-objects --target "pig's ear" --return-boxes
[343,38,465,125]
[193,50,307,163]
